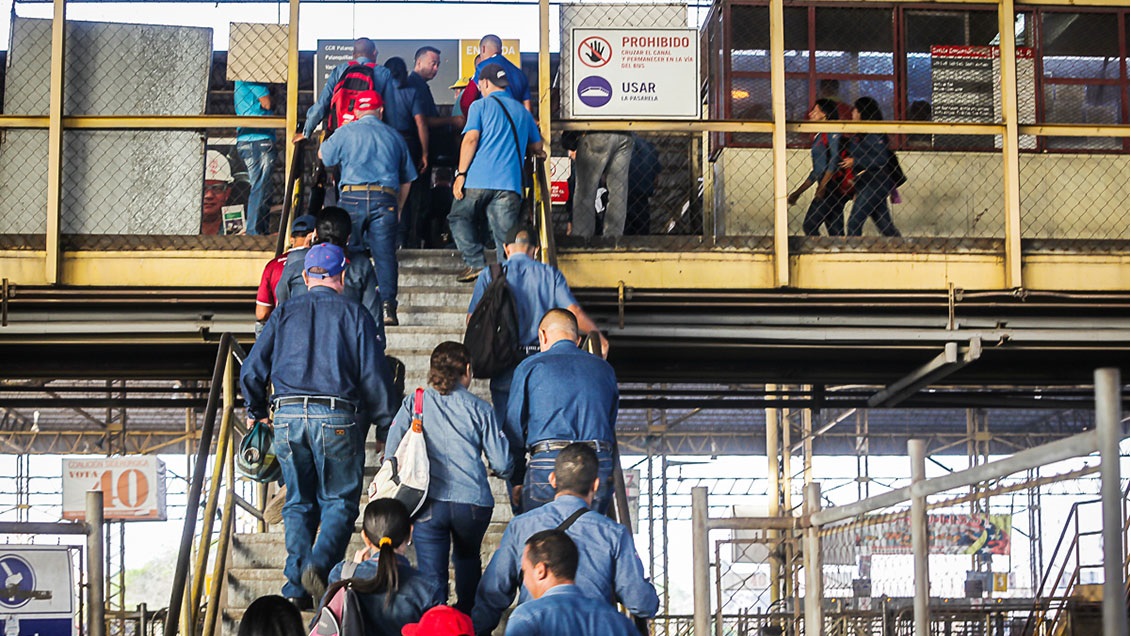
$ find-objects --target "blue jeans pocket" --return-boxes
[321,421,357,462]
[271,422,292,461]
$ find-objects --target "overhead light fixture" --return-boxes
[731,89,750,99]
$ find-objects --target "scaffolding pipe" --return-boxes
[804,482,823,635]
[812,428,1100,526]
[86,491,105,636]
[1094,368,1128,636]
[692,486,710,636]
[909,440,929,636]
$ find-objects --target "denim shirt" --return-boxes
[503,340,619,478]
[850,133,893,181]
[473,54,532,103]
[319,115,418,187]
[406,72,438,118]
[273,247,387,350]
[504,585,639,636]
[809,133,840,183]
[468,253,578,347]
[304,58,396,138]
[384,385,512,507]
[472,495,659,634]
[240,286,391,431]
[327,554,442,636]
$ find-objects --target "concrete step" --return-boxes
[396,249,465,269]
[398,266,476,288]
[391,306,467,329]
[397,286,476,309]
[385,325,472,351]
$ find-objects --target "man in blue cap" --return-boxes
[240,242,392,610]
[255,213,316,329]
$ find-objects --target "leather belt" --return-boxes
[530,439,613,455]
[272,396,356,412]
[341,184,396,195]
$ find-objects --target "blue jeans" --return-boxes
[847,178,900,237]
[339,190,399,309]
[522,447,614,515]
[236,139,276,235]
[272,402,364,598]
[448,188,521,269]
[411,499,493,613]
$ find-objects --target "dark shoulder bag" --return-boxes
[491,95,533,218]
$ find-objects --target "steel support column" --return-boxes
[768,0,788,286]
[1094,368,1128,636]
[283,0,300,207]
[692,486,711,636]
[909,439,929,636]
[998,0,1023,288]
[804,482,823,635]
[87,491,106,636]
[45,0,66,284]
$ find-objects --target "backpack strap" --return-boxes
[341,560,359,579]
[555,507,590,532]
[490,95,524,165]
[489,262,504,282]
[411,387,424,433]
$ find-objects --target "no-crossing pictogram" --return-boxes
[578,36,612,68]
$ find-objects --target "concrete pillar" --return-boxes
[909,440,929,636]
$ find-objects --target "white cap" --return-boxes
[205,150,233,183]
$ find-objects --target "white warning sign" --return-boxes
[570,28,700,120]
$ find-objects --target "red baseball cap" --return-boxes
[354,90,383,112]
[401,606,473,636]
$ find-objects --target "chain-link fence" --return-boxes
[0,5,292,249]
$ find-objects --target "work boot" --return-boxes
[456,266,483,283]
[302,565,327,603]
[383,301,399,326]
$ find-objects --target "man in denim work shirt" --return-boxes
[294,37,396,142]
[505,531,639,636]
[319,91,417,326]
[472,34,532,112]
[504,308,618,514]
[240,243,392,610]
[448,63,544,283]
[467,226,606,449]
[473,444,658,635]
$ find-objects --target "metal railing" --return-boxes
[164,334,265,636]
[532,156,557,269]
[690,367,1128,636]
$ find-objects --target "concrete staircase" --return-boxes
[222,249,513,634]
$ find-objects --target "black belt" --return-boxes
[341,184,396,195]
[272,396,356,412]
[530,439,613,455]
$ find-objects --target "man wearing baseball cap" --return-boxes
[319,91,417,326]
[240,242,391,609]
[448,64,545,282]
[254,214,316,328]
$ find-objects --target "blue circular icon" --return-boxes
[0,555,35,609]
[577,76,612,108]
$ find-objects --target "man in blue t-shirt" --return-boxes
[234,81,276,235]
[473,34,532,112]
[448,63,544,282]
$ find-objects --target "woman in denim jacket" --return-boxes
[788,98,848,236]
[842,97,902,237]
[323,499,442,636]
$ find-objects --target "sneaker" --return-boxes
[382,301,399,326]
[263,486,286,526]
[302,565,327,603]
[456,266,483,283]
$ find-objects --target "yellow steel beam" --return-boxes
[554,120,1129,138]
[999,0,1023,289]
[769,0,789,287]
[538,0,551,147]
[0,116,288,129]
[284,0,300,199]
[44,0,66,285]
[0,249,1125,292]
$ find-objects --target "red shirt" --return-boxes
[256,252,290,309]
[459,81,480,117]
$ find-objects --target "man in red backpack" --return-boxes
[295,38,396,142]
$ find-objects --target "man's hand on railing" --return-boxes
[531,147,547,160]
[292,132,306,144]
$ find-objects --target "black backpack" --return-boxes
[464,264,522,379]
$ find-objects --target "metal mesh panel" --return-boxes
[1020,141,1130,242]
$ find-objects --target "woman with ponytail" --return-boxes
[383,341,512,614]
[322,498,441,635]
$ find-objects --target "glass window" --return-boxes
[731,77,772,120]
[731,5,770,73]
[814,8,894,75]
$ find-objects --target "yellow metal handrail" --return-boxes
[531,157,557,269]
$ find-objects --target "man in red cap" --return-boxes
[319,90,417,326]
[401,606,473,636]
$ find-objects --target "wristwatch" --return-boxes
[454,170,466,179]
